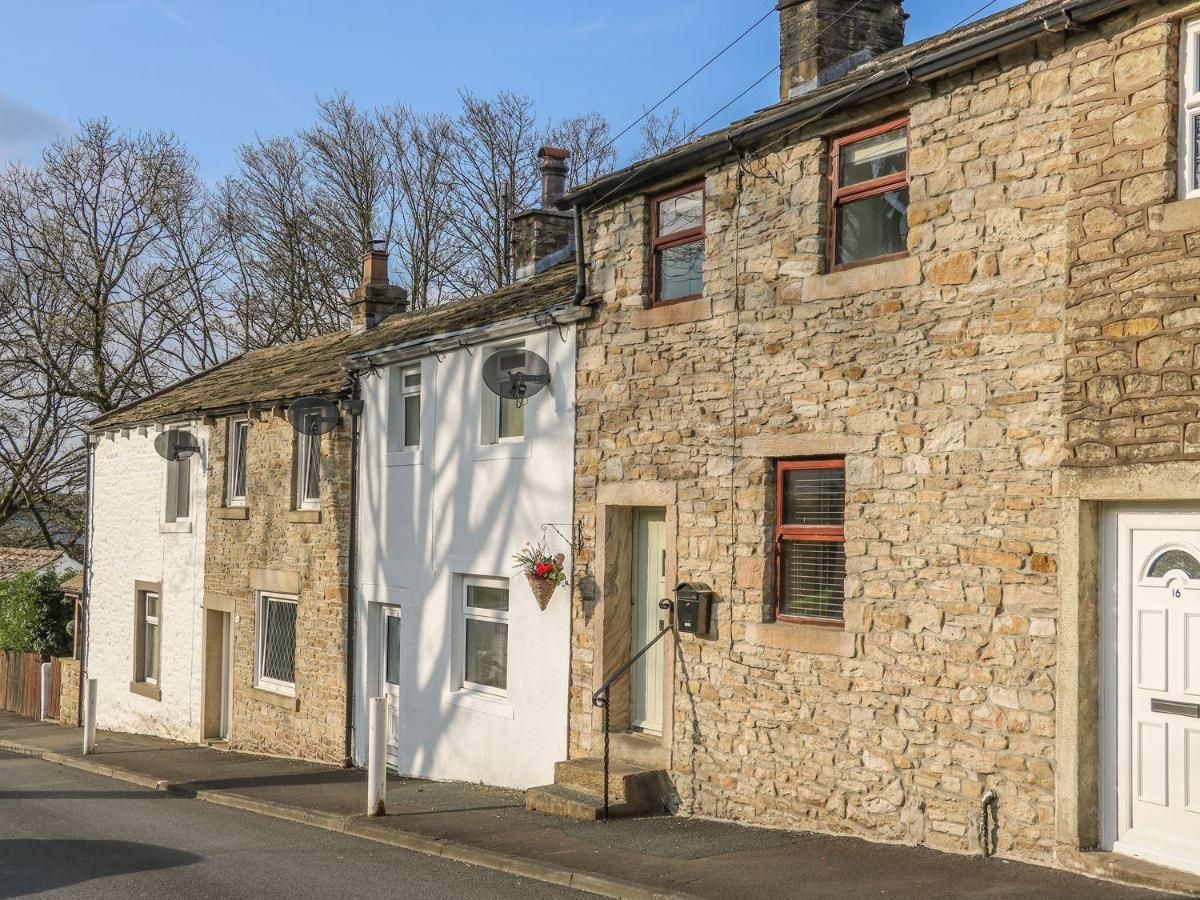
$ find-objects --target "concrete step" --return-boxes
[553,757,662,805]
[525,783,649,820]
[609,731,668,768]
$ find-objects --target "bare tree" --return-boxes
[545,112,618,188]
[447,89,541,294]
[637,106,692,159]
[382,105,464,308]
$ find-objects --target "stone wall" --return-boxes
[206,410,351,764]
[571,28,1080,864]
[1064,1,1200,465]
[58,657,80,727]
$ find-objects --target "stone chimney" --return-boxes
[348,241,408,332]
[777,0,906,101]
[510,146,574,281]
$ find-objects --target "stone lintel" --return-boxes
[740,432,876,459]
[746,621,856,657]
[597,480,677,508]
[249,567,300,595]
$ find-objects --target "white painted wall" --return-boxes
[87,424,208,741]
[354,324,575,788]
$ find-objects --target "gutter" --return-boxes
[560,0,1137,209]
[343,304,592,372]
[87,390,348,437]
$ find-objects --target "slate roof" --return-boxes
[561,0,1126,208]
[0,547,66,580]
[60,572,84,594]
[91,262,578,430]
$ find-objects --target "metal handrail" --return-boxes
[591,598,673,821]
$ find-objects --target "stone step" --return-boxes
[609,731,668,768]
[553,757,663,805]
[525,783,649,820]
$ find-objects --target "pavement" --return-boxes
[0,711,1191,899]
[0,751,583,899]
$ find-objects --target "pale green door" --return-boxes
[631,508,666,734]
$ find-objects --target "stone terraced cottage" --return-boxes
[520,0,1200,886]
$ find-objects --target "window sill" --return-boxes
[448,688,514,719]
[287,509,321,524]
[631,296,711,328]
[385,449,423,467]
[249,685,298,710]
[159,521,192,534]
[745,621,856,657]
[215,506,249,520]
[1149,196,1200,233]
[474,440,530,461]
[790,255,921,303]
[129,680,161,701]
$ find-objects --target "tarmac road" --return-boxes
[0,750,585,899]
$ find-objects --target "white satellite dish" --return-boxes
[153,429,200,461]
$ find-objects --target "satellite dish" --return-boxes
[153,429,200,461]
[287,397,340,435]
[483,349,550,401]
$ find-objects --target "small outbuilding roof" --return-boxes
[0,547,69,580]
[91,262,578,430]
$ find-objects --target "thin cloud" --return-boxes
[0,94,70,165]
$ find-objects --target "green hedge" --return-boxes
[0,569,73,658]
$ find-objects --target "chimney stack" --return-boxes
[348,240,408,332]
[777,0,906,101]
[510,146,574,281]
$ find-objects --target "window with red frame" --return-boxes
[650,183,704,305]
[830,118,909,270]
[775,459,845,623]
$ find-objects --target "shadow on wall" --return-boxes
[357,349,573,779]
[0,840,202,899]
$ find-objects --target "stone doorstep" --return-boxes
[527,757,671,821]
[0,735,683,900]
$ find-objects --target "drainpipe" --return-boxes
[79,435,95,726]
[572,203,587,305]
[343,378,363,766]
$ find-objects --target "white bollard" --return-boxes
[82,679,97,755]
[39,662,52,721]
[366,696,387,816]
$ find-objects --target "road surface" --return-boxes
[0,750,584,899]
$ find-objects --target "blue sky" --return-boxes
[0,1,1011,182]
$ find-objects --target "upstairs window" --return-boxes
[163,428,192,523]
[1181,19,1200,199]
[775,459,846,623]
[295,415,321,510]
[388,366,422,452]
[226,418,249,505]
[830,119,909,269]
[650,183,704,305]
[482,344,525,445]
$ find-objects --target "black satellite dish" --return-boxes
[482,349,550,401]
[286,397,340,435]
[153,429,200,461]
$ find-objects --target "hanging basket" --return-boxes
[526,573,559,610]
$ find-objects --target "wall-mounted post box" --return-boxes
[674,582,712,636]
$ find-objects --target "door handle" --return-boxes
[1151,698,1200,717]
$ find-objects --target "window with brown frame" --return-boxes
[829,118,909,270]
[650,183,704,305]
[775,459,845,623]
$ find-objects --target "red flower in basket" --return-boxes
[514,542,567,611]
[534,561,555,578]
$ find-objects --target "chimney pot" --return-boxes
[538,145,570,208]
[349,240,408,332]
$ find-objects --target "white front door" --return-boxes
[1108,510,1200,875]
[377,606,402,769]
[631,508,666,735]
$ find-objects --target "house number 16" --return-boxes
[1172,587,1182,598]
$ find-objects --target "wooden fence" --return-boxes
[0,650,61,719]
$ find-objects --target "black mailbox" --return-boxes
[674,582,712,636]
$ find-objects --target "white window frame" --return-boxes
[255,592,297,696]
[162,426,193,525]
[140,589,160,685]
[1181,19,1200,199]
[480,341,526,446]
[459,575,510,699]
[387,364,423,458]
[295,417,321,511]
[226,417,249,506]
